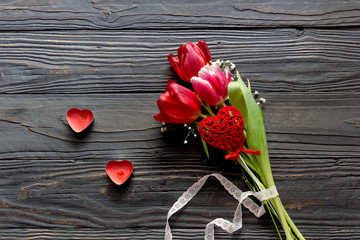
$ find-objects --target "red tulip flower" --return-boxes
[168,41,212,82]
[190,64,232,106]
[154,80,202,124]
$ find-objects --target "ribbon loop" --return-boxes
[165,174,278,240]
[224,137,261,161]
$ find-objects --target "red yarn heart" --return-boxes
[66,108,94,133]
[106,160,133,185]
[199,106,260,160]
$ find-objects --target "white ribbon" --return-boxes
[165,173,278,240]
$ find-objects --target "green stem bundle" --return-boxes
[238,155,304,240]
[198,70,305,239]
[227,71,304,239]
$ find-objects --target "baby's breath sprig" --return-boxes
[253,91,266,107]
[215,59,236,72]
[159,123,198,145]
[183,124,197,144]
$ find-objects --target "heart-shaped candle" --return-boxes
[199,106,260,160]
[66,108,94,133]
[106,160,133,185]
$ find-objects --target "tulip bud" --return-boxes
[154,80,202,124]
[168,41,212,82]
[190,64,232,106]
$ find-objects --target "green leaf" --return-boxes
[196,122,210,159]
[201,137,210,159]
[228,71,273,187]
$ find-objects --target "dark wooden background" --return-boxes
[0,0,359,239]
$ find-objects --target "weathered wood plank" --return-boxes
[0,0,360,30]
[1,29,360,93]
[1,1,359,239]
[0,158,358,229]
[1,227,359,240]
[0,93,358,160]
[0,93,358,239]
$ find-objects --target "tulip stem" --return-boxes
[201,102,216,116]
[200,114,208,119]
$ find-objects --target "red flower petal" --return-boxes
[198,41,212,63]
[191,76,221,106]
[168,54,184,80]
[154,80,201,124]
[169,42,210,82]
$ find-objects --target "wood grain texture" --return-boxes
[1,0,360,239]
[0,93,359,239]
[1,29,360,94]
[1,228,359,240]
[1,0,360,30]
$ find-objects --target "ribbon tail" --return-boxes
[241,148,261,155]
[225,148,261,161]
[224,150,240,161]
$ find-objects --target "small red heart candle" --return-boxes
[66,108,94,133]
[106,160,133,185]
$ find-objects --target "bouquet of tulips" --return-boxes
[154,41,305,240]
